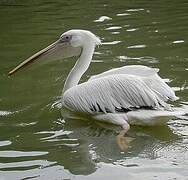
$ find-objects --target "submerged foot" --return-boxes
[116,123,134,151]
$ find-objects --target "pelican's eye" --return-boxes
[60,35,72,43]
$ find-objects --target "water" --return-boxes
[0,0,188,179]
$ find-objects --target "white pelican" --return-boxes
[8,29,185,150]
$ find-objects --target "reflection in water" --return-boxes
[31,116,182,176]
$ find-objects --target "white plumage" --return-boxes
[59,30,184,129]
[8,29,185,149]
[89,65,178,102]
[63,74,168,114]
[62,65,184,128]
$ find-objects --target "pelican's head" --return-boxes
[8,29,101,76]
[61,29,101,47]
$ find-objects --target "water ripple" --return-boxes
[172,40,185,44]
[91,60,104,63]
[36,130,72,140]
[102,41,121,45]
[0,160,56,170]
[0,140,12,147]
[94,16,112,22]
[0,151,48,158]
[0,110,12,116]
[105,26,122,30]
[126,8,145,12]
[116,56,158,63]
[126,28,139,32]
[127,44,147,49]
[14,121,37,127]
[116,13,131,16]
[111,32,120,35]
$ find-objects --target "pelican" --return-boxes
[8,29,185,150]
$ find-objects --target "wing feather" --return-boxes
[63,74,169,114]
[89,65,178,101]
[89,65,159,80]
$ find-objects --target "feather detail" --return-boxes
[63,74,169,114]
[89,65,178,102]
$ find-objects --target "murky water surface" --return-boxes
[0,0,188,179]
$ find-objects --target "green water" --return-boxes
[0,0,188,179]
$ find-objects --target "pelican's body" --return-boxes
[9,29,185,150]
[58,30,181,128]
[63,65,180,126]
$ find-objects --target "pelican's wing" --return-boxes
[89,65,159,80]
[63,74,170,114]
[89,65,178,102]
[142,74,178,102]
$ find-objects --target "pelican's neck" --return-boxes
[63,42,95,93]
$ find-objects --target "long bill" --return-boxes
[8,40,60,76]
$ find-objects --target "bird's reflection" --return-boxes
[40,112,180,176]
